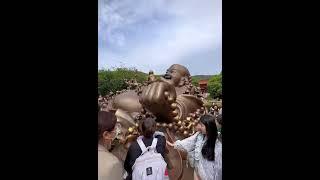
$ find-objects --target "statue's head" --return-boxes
[149,70,154,75]
[161,64,190,87]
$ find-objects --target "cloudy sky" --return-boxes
[98,0,221,75]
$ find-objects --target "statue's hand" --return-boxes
[140,81,177,120]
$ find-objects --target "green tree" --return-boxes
[98,67,147,96]
[191,76,201,86]
[207,73,222,99]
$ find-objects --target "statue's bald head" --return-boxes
[162,64,191,87]
[169,64,190,77]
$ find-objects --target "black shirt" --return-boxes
[124,135,166,180]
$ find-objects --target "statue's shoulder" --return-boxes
[177,94,203,104]
[112,90,142,112]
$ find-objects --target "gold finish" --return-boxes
[103,64,206,158]
[172,110,178,116]
[164,91,169,98]
[183,131,188,136]
[171,103,177,109]
[128,127,134,133]
[162,123,167,128]
[168,97,174,103]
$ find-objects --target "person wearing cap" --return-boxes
[98,111,124,180]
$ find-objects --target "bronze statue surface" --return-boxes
[99,64,208,180]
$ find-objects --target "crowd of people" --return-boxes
[98,103,222,180]
[208,102,222,140]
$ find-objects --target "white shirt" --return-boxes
[174,132,222,180]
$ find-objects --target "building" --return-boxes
[198,79,209,93]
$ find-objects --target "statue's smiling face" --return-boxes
[162,64,190,87]
[163,67,183,86]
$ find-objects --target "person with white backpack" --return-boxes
[124,117,168,180]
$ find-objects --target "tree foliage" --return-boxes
[191,76,201,86]
[207,72,222,99]
[98,67,147,96]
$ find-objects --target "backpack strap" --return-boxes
[137,137,147,153]
[132,138,160,171]
[137,137,158,155]
[150,137,158,149]
[153,131,165,137]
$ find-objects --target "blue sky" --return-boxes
[98,0,221,75]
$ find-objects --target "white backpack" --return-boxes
[132,136,168,180]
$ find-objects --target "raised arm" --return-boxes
[167,132,199,152]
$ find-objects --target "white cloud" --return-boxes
[98,0,222,74]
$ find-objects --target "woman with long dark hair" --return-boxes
[167,114,222,180]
